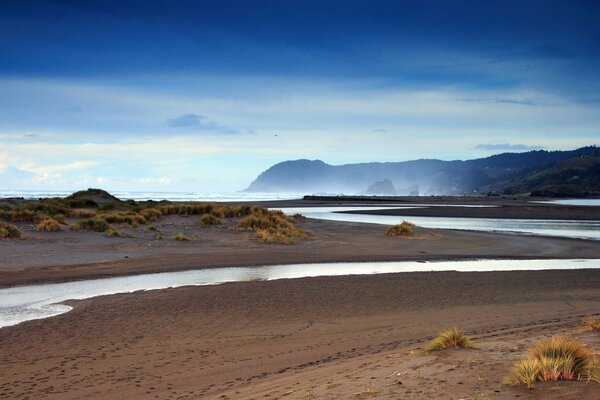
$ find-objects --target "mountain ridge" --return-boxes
[245,146,600,196]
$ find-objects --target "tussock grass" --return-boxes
[70,218,110,232]
[0,209,38,222]
[422,327,477,352]
[174,232,191,241]
[139,208,162,221]
[583,316,600,331]
[504,336,599,389]
[70,209,97,218]
[36,218,61,232]
[238,210,309,244]
[97,211,146,226]
[197,213,222,226]
[105,227,121,237]
[386,221,416,237]
[1,190,309,244]
[0,223,21,238]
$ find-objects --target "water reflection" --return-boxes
[1,259,599,328]
[278,207,600,240]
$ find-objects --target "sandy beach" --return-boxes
[1,269,600,399]
[1,198,600,399]
[1,212,599,287]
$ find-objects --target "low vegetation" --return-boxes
[70,218,110,232]
[386,221,416,237]
[0,189,309,244]
[197,213,222,226]
[174,232,191,241]
[422,327,477,352]
[504,336,599,389]
[583,316,600,331]
[36,218,61,232]
[238,209,310,244]
[0,222,21,238]
[105,227,121,237]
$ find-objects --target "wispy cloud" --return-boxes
[167,113,246,135]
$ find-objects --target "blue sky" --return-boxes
[1,0,599,192]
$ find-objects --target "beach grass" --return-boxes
[70,218,111,232]
[105,227,121,237]
[239,210,309,244]
[36,218,61,232]
[174,232,191,241]
[386,221,416,237]
[422,327,477,352]
[0,222,22,238]
[504,336,599,389]
[197,213,223,226]
[583,316,600,331]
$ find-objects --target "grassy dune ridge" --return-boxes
[0,189,309,244]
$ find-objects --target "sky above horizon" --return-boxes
[1,0,600,192]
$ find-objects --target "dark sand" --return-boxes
[1,198,599,399]
[1,215,599,287]
[1,269,599,399]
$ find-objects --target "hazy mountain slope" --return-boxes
[501,154,600,197]
[245,146,599,195]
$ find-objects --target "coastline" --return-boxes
[2,269,599,399]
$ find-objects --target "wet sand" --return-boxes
[1,198,599,399]
[1,269,599,399]
[1,216,599,287]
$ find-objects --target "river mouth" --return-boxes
[276,206,600,240]
[1,259,599,329]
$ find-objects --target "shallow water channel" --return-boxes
[1,259,600,328]
[276,206,600,240]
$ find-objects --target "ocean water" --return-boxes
[0,190,304,202]
[1,259,598,328]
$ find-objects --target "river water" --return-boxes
[276,206,600,240]
[1,259,599,328]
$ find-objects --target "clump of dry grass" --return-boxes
[197,213,222,226]
[69,209,97,218]
[422,327,477,352]
[386,221,416,237]
[36,218,61,232]
[0,222,21,238]
[583,316,600,331]
[174,232,191,241]
[97,211,146,226]
[238,209,309,244]
[0,209,38,223]
[139,207,162,221]
[70,218,110,232]
[105,227,121,237]
[504,336,599,389]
